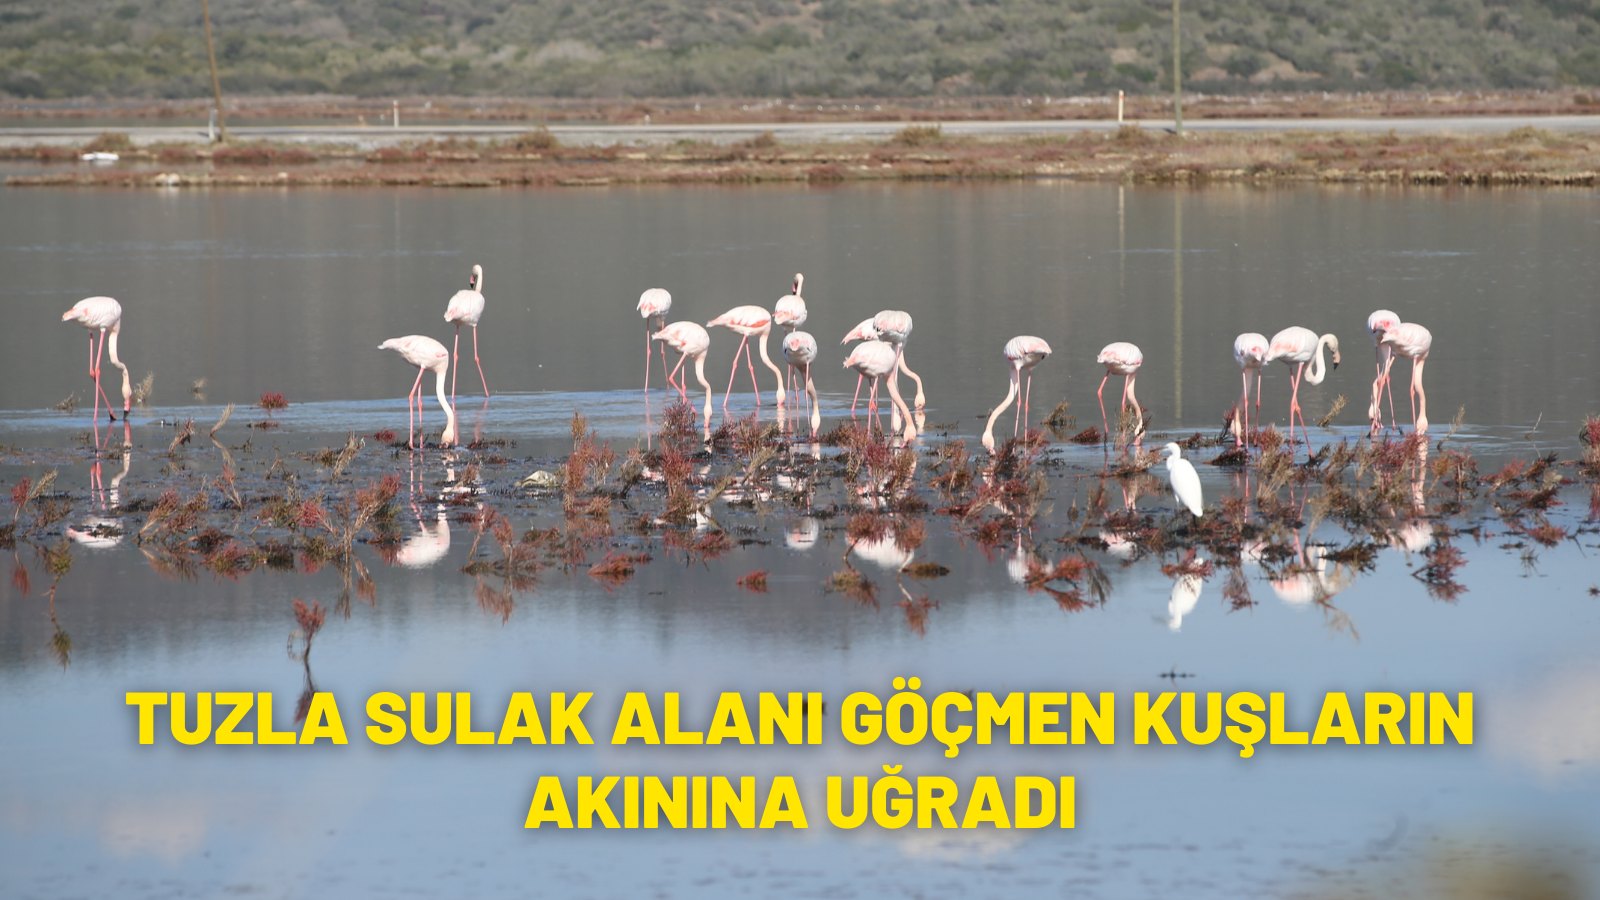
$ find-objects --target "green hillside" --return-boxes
[3,0,1598,99]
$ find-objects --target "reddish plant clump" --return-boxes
[373,429,396,443]
[259,391,289,412]
[292,598,326,639]
[1161,549,1216,580]
[737,570,770,592]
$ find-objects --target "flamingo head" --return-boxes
[841,318,878,344]
[468,264,482,290]
[1325,334,1342,368]
[1367,311,1400,342]
[791,273,804,295]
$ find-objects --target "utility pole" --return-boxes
[201,0,228,142]
[1172,0,1183,136]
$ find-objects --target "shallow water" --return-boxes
[3,180,1600,900]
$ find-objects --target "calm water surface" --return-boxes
[2,179,1600,899]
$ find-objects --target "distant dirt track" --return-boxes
[3,114,1599,148]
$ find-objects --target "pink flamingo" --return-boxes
[870,309,925,412]
[652,321,714,423]
[1095,342,1143,440]
[61,296,130,423]
[1231,332,1269,447]
[842,339,913,443]
[442,264,488,405]
[1366,309,1401,435]
[773,274,808,397]
[781,330,821,437]
[773,274,807,332]
[707,305,784,409]
[840,317,880,414]
[379,335,457,450]
[982,336,1051,453]
[1266,326,1340,452]
[1379,322,1432,434]
[638,288,673,391]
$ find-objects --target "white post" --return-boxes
[208,108,216,142]
[393,100,399,128]
[1117,90,1125,124]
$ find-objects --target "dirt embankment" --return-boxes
[6,124,1598,189]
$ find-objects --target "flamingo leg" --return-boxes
[471,325,488,398]
[889,346,907,435]
[744,339,761,407]
[96,330,117,421]
[723,336,750,410]
[1096,372,1111,439]
[1123,374,1141,440]
[408,365,425,449]
[1376,353,1388,432]
[804,367,820,438]
[1385,362,1398,431]
[1237,369,1250,448]
[1287,364,1301,450]
[644,326,652,392]
[1378,353,1399,434]
[1411,357,1428,434]
[851,374,864,417]
[450,324,462,410]
[87,333,102,424]
[668,353,689,400]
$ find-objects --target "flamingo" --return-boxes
[638,287,673,391]
[840,317,881,415]
[1231,332,1269,447]
[982,336,1052,453]
[379,335,457,450]
[1379,322,1432,434]
[842,339,913,443]
[442,264,488,405]
[773,274,807,332]
[707,305,784,409]
[774,274,808,397]
[1366,309,1401,435]
[653,321,714,423]
[781,330,821,437]
[61,297,130,423]
[870,310,926,412]
[1095,342,1143,440]
[1266,326,1340,452]
[1163,442,1203,517]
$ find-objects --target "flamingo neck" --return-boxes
[1305,337,1330,386]
[693,354,712,421]
[754,331,784,403]
[433,366,457,445]
[106,330,132,402]
[982,369,1021,451]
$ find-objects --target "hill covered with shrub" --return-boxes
[3,0,1598,99]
